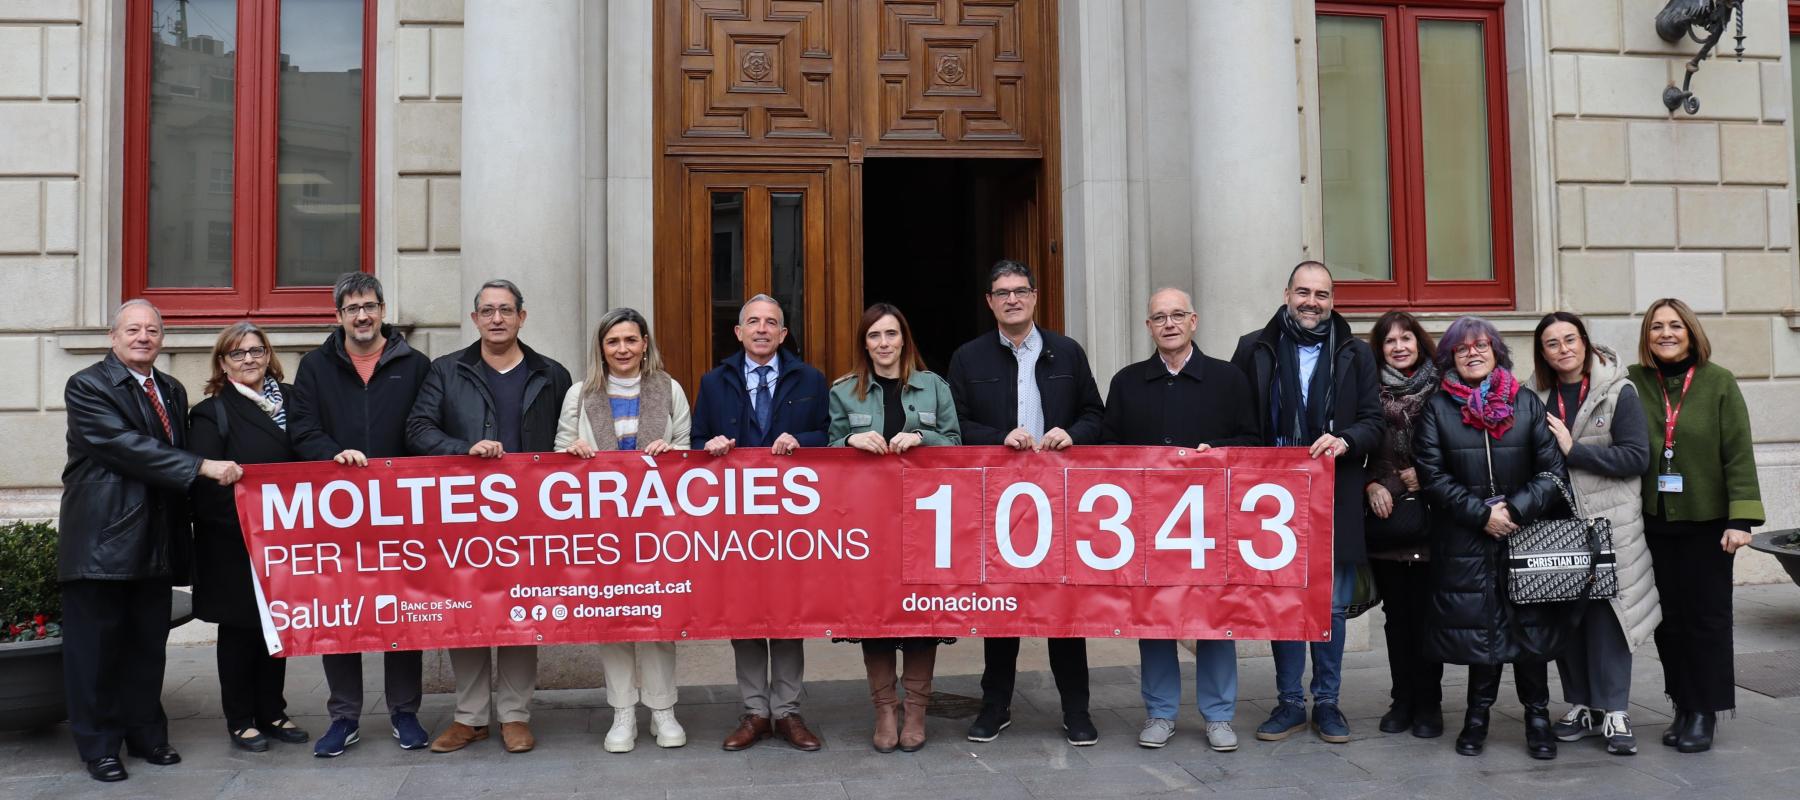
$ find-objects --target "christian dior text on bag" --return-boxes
[1482,437,1619,605]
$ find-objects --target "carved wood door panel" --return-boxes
[666,0,849,148]
[859,0,1047,155]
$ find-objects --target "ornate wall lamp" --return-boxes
[1655,0,1746,114]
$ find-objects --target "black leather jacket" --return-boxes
[58,352,201,581]
[406,341,573,455]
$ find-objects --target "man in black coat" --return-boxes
[59,299,243,782]
[406,279,572,756]
[286,272,434,758]
[1230,261,1383,745]
[1103,288,1260,753]
[946,260,1105,746]
[691,294,830,753]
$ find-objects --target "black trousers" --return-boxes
[60,580,171,762]
[322,650,423,722]
[1467,660,1549,709]
[1370,559,1444,708]
[980,637,1089,714]
[216,623,290,732]
[1647,529,1737,713]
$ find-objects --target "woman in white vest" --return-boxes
[1531,311,1660,756]
[555,307,693,753]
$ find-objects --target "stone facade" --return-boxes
[1,0,1796,594]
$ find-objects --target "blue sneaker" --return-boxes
[391,712,430,750]
[1312,703,1350,743]
[1255,701,1308,741]
[313,719,360,758]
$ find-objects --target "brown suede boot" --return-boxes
[865,648,900,753]
[899,646,937,752]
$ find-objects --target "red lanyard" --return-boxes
[1555,376,1588,422]
[1660,367,1696,461]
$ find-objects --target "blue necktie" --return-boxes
[753,365,774,434]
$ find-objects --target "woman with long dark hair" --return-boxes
[1363,311,1445,739]
[827,302,960,752]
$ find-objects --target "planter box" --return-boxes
[0,637,66,732]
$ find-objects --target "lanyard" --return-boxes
[1660,366,1696,462]
[1555,376,1588,423]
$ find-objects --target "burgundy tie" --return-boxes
[142,377,173,441]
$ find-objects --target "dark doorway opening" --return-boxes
[862,158,1041,375]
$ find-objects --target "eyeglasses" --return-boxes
[989,288,1036,300]
[224,346,269,363]
[338,302,383,317]
[1543,335,1581,354]
[476,305,520,319]
[1148,311,1194,326]
[1453,338,1494,357]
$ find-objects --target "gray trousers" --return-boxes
[1554,599,1633,711]
[323,651,423,722]
[732,638,805,718]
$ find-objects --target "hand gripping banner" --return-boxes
[236,446,1335,656]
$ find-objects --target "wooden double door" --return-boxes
[654,0,1063,392]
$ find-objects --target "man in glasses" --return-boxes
[406,278,573,756]
[1230,261,1383,745]
[946,259,1105,746]
[1101,288,1260,753]
[288,272,434,757]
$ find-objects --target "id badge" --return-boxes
[1658,473,1685,493]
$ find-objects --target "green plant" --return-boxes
[0,521,60,642]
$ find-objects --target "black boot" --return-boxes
[1455,666,1501,757]
[1379,703,1413,734]
[1663,708,1689,748]
[1524,704,1557,760]
[1676,711,1715,753]
[1411,705,1444,739]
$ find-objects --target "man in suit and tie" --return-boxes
[58,299,243,782]
[691,293,830,751]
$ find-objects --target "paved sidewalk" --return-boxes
[4,584,1798,799]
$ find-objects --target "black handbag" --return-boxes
[1364,491,1427,552]
[1481,438,1618,605]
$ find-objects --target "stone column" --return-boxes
[1189,1,1304,349]
[1057,0,1135,382]
[461,0,585,368]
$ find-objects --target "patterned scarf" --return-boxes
[1440,366,1517,440]
[231,375,287,430]
[1378,360,1437,462]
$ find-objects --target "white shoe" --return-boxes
[1205,720,1239,752]
[650,708,687,748]
[604,709,637,753]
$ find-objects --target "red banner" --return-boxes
[235,447,1335,656]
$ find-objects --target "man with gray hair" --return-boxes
[289,272,435,757]
[692,293,829,751]
[407,278,572,755]
[61,299,243,781]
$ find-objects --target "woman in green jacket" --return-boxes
[1627,298,1764,755]
[827,302,960,754]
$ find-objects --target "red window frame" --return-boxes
[123,0,375,324]
[1317,0,1514,311]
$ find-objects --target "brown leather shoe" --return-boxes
[429,722,488,753]
[500,721,535,753]
[721,714,771,751]
[775,714,823,751]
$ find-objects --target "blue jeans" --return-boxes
[1139,639,1237,722]
[1271,561,1357,706]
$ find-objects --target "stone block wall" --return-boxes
[390,0,465,356]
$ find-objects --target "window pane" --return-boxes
[147,0,237,288]
[770,192,805,357]
[277,0,363,286]
[710,192,745,364]
[1317,15,1392,283]
[1419,19,1493,281]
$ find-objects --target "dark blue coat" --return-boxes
[691,350,829,449]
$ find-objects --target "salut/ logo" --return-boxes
[267,596,364,631]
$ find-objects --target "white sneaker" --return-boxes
[650,708,687,748]
[1138,718,1176,748]
[604,709,637,753]
[1205,720,1239,752]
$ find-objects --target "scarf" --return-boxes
[582,370,672,451]
[1440,366,1518,440]
[231,375,286,430]
[1378,360,1437,462]
[1270,306,1336,447]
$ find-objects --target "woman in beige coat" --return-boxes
[1531,312,1660,756]
[554,307,692,754]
